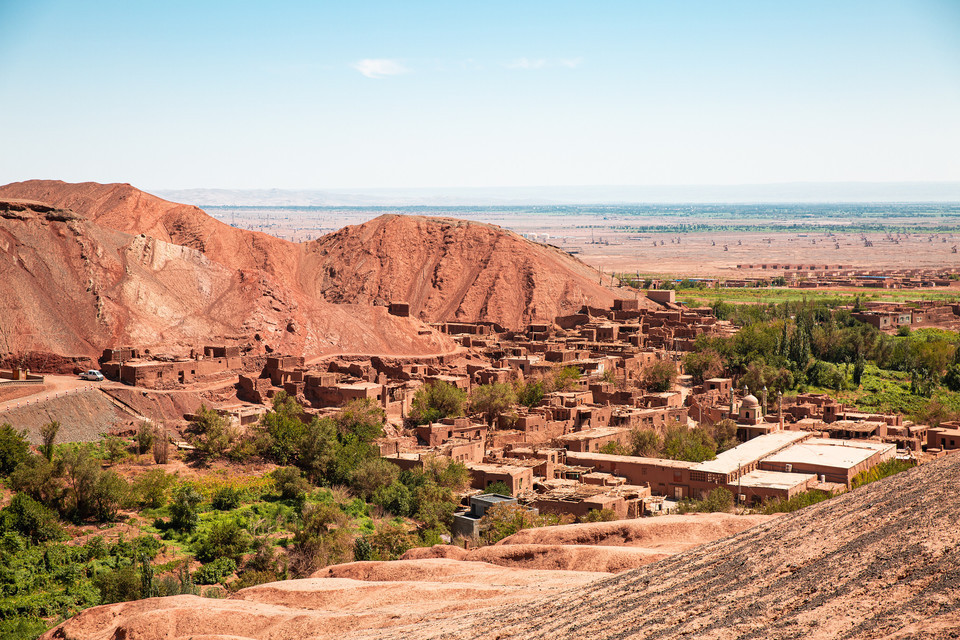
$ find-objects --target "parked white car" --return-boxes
[79,370,105,381]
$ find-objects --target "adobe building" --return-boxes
[556,426,632,453]
[759,438,896,486]
[465,461,535,495]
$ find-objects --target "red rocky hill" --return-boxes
[0,181,634,328]
[301,214,649,327]
[0,198,451,363]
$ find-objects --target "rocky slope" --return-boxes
[301,214,643,327]
[0,198,452,361]
[402,452,960,640]
[0,181,630,329]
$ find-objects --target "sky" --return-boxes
[0,0,959,191]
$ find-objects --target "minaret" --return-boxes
[762,386,768,418]
[778,390,783,430]
[729,386,736,418]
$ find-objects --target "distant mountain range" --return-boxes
[152,182,960,207]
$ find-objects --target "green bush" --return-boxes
[194,557,237,585]
[0,423,30,476]
[211,487,242,511]
[410,381,466,425]
[272,466,311,502]
[480,481,512,496]
[761,489,832,514]
[0,493,64,543]
[852,459,916,489]
[194,519,250,564]
[131,469,175,509]
[169,486,202,532]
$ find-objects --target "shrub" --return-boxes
[135,422,154,455]
[272,466,311,502]
[580,508,617,523]
[761,489,832,514]
[353,536,373,561]
[195,519,251,564]
[410,381,466,425]
[0,423,30,476]
[93,564,141,604]
[102,436,129,465]
[152,425,169,464]
[469,383,517,426]
[169,486,202,532]
[0,493,64,543]
[39,421,60,462]
[193,557,237,585]
[350,457,399,500]
[480,480,512,496]
[132,469,175,509]
[335,398,385,443]
[851,459,916,489]
[211,487,242,511]
[367,520,417,560]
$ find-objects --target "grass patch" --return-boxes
[851,459,917,489]
[759,490,832,514]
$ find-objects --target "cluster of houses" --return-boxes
[94,291,955,526]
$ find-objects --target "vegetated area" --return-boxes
[0,396,477,639]
[680,292,960,420]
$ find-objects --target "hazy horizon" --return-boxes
[153,181,960,207]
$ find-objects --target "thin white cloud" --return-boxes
[506,57,548,70]
[505,57,582,70]
[352,59,409,79]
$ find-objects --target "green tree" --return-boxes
[480,480,512,496]
[514,379,545,408]
[272,466,311,502]
[662,423,716,463]
[643,360,677,392]
[350,457,400,500]
[410,381,466,425]
[710,419,739,454]
[550,366,581,392]
[195,519,250,564]
[9,454,63,509]
[169,486,202,532]
[135,421,154,455]
[469,383,517,426]
[289,502,351,577]
[257,392,308,465]
[0,493,64,543]
[335,398,386,443]
[39,421,60,462]
[190,405,239,459]
[630,429,663,457]
[683,349,724,384]
[0,423,30,476]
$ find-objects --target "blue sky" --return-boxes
[0,0,958,190]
